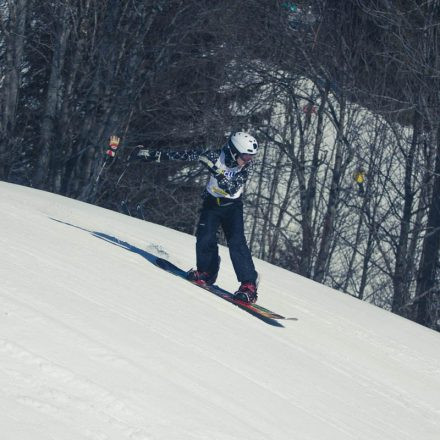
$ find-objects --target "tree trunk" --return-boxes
[0,0,28,179]
[414,126,440,329]
[392,112,420,317]
[33,2,70,189]
[297,85,329,277]
[314,96,347,283]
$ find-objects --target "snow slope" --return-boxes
[1,181,439,440]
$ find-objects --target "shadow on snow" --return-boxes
[50,217,286,327]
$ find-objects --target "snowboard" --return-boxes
[153,257,297,326]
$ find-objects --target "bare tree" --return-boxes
[0,0,28,179]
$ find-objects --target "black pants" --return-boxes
[196,196,258,283]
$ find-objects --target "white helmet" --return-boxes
[228,132,258,160]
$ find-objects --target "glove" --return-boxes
[130,146,162,162]
[106,135,120,157]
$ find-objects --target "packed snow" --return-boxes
[1,181,439,440]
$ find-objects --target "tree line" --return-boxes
[1,0,439,331]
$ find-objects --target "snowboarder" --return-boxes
[132,132,259,303]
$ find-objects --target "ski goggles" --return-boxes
[238,153,255,163]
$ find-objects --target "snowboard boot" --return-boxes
[234,282,258,303]
[186,269,218,286]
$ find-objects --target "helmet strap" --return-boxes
[227,139,239,161]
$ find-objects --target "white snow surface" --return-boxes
[1,181,439,440]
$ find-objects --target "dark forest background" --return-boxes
[1,0,439,331]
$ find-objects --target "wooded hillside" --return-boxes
[1,0,439,330]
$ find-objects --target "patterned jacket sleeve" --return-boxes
[170,149,253,197]
[138,148,252,197]
[143,149,219,162]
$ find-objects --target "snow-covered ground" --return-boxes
[1,181,439,440]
